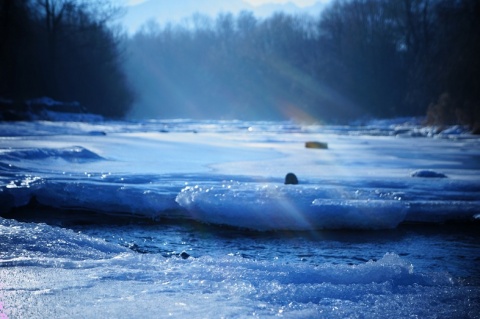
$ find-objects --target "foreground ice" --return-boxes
[1,217,478,319]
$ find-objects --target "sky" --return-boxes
[244,0,321,6]
[124,0,326,7]
[115,0,331,34]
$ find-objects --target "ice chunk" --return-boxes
[176,183,407,230]
[0,217,127,264]
[0,146,104,163]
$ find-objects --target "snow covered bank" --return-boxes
[0,97,103,122]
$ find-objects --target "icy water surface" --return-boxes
[72,221,480,281]
[1,118,480,318]
[1,215,479,319]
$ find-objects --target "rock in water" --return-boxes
[305,141,328,149]
[411,170,447,178]
[285,173,299,185]
[180,251,190,259]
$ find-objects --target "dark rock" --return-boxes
[180,251,190,259]
[411,170,447,178]
[88,131,107,136]
[305,141,328,149]
[285,173,299,185]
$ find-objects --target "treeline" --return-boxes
[0,0,133,118]
[126,0,480,128]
